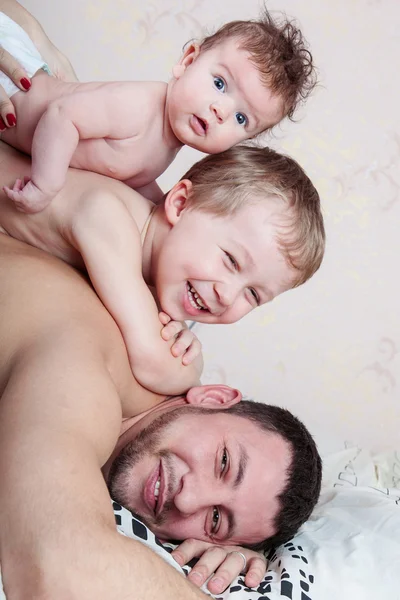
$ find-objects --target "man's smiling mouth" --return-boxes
[154,474,161,512]
[187,282,208,311]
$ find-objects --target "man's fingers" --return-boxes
[0,46,31,91]
[171,538,212,566]
[186,546,228,588]
[207,551,254,594]
[243,555,268,588]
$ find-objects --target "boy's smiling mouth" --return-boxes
[190,115,207,136]
[187,281,209,312]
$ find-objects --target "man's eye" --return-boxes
[225,251,238,269]
[249,288,260,306]
[221,448,228,473]
[211,507,220,533]
[235,112,247,126]
[214,76,226,92]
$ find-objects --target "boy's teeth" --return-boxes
[188,283,207,311]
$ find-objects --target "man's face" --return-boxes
[168,38,284,154]
[108,407,291,546]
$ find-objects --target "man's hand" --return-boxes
[171,539,268,595]
[3,176,53,212]
[159,312,202,366]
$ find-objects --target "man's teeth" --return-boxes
[154,477,160,502]
[188,283,207,310]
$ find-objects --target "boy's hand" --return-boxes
[3,177,53,213]
[171,539,267,594]
[159,312,202,365]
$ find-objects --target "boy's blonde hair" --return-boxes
[199,7,316,122]
[182,146,325,288]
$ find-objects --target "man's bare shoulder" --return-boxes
[0,235,165,418]
[0,235,127,371]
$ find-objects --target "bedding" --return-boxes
[1,446,399,599]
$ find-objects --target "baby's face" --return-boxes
[168,38,284,154]
[154,198,297,325]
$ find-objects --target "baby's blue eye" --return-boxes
[214,76,225,92]
[235,112,247,126]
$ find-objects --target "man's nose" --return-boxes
[174,476,224,516]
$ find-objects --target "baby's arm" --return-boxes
[70,189,203,396]
[4,83,142,213]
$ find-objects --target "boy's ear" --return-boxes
[164,179,193,225]
[186,385,242,409]
[172,42,200,79]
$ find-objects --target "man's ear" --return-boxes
[164,179,193,225]
[172,42,200,79]
[186,385,242,409]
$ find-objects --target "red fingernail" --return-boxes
[0,117,6,131]
[20,77,31,90]
[6,114,17,127]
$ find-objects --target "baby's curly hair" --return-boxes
[199,6,316,122]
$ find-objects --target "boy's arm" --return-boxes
[0,321,207,600]
[70,189,203,398]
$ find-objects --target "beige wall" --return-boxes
[22,0,400,454]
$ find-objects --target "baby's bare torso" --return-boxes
[2,71,180,187]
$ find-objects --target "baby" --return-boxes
[0,142,325,401]
[0,9,316,212]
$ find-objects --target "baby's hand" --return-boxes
[3,177,53,213]
[159,312,202,365]
[171,539,267,594]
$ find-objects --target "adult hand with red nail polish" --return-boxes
[0,44,31,129]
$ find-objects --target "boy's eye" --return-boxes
[235,112,247,126]
[249,288,260,306]
[214,76,226,92]
[225,251,238,269]
[211,507,220,533]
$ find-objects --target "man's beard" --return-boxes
[107,408,186,530]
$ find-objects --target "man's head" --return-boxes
[167,7,316,153]
[153,145,325,324]
[107,386,322,550]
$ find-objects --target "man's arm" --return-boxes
[0,311,206,599]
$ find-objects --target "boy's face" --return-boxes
[168,38,284,154]
[153,193,297,324]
